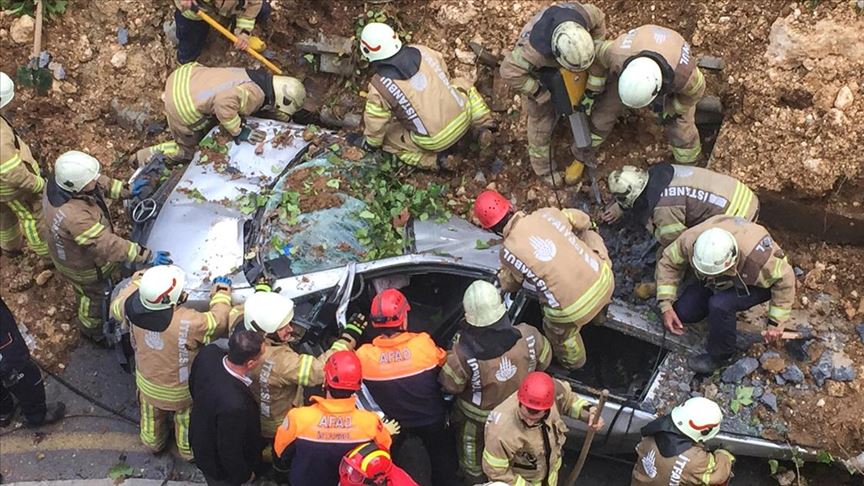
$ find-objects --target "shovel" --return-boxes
[16,0,52,94]
[191,5,283,75]
[565,388,609,486]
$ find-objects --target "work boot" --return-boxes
[26,401,66,427]
[688,353,730,374]
[0,402,18,427]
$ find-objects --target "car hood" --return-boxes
[141,119,311,292]
[412,216,501,271]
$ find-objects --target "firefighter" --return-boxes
[355,23,494,171]
[1,296,66,428]
[273,350,392,486]
[656,215,796,373]
[0,72,48,258]
[473,190,614,370]
[603,163,760,248]
[133,64,305,166]
[173,0,271,64]
[499,3,606,187]
[232,291,366,439]
[439,280,553,483]
[44,151,170,342]
[339,441,419,486]
[109,265,232,459]
[632,397,734,486]
[586,25,706,165]
[482,371,604,485]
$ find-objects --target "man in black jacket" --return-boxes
[1,296,65,428]
[189,329,265,486]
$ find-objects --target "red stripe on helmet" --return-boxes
[689,419,720,431]
[146,278,177,305]
[361,40,382,52]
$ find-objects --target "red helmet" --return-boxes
[339,442,393,486]
[324,351,363,391]
[370,288,410,329]
[474,190,512,229]
[518,372,555,411]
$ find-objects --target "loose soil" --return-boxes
[1,0,863,474]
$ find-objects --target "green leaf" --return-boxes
[730,399,741,414]
[271,164,282,174]
[768,459,779,475]
[359,210,376,219]
[108,462,134,481]
[303,53,315,64]
[816,451,834,464]
[326,178,341,189]
[735,386,754,406]
[475,239,491,250]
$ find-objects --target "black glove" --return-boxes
[345,132,375,151]
[341,313,368,343]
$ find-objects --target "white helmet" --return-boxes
[138,265,187,311]
[0,72,14,109]
[692,227,739,276]
[54,150,101,192]
[607,165,649,208]
[463,280,506,328]
[244,291,294,334]
[272,76,306,116]
[618,57,662,108]
[359,22,402,62]
[671,397,723,442]
[551,22,595,72]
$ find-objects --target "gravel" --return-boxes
[721,357,759,383]
[760,392,779,413]
[781,364,805,384]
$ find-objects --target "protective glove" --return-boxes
[213,276,232,287]
[235,126,267,144]
[148,250,173,266]
[340,313,368,346]
[345,132,375,151]
[254,275,275,293]
[577,91,597,115]
[381,417,401,436]
[131,179,150,197]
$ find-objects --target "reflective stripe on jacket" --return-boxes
[0,116,43,202]
[631,436,735,486]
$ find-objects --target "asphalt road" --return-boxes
[0,341,838,485]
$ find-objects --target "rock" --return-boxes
[60,323,71,332]
[775,375,786,385]
[765,17,864,68]
[759,351,780,364]
[781,364,804,383]
[163,19,178,45]
[79,47,94,63]
[677,382,691,393]
[834,85,854,111]
[455,48,476,65]
[110,98,164,134]
[48,61,65,80]
[811,351,834,387]
[473,170,487,185]
[526,189,537,201]
[776,470,796,486]
[752,385,764,398]
[117,27,129,45]
[760,392,778,412]
[35,270,53,286]
[437,2,478,26]
[490,158,505,175]
[831,352,856,382]
[721,357,759,383]
[296,33,353,55]
[10,15,35,44]
[319,53,353,76]
[855,324,864,344]
[46,306,56,317]
[110,50,128,69]
[697,55,725,70]
[826,381,846,398]
[702,383,719,400]
[816,398,825,407]
[760,352,786,373]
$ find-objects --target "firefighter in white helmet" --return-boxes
[354,22,495,171]
[132,65,306,167]
[632,397,734,485]
[228,291,367,440]
[43,151,168,342]
[587,25,706,164]
[0,72,49,259]
[656,215,796,373]
[602,163,759,249]
[109,265,233,459]
[499,3,607,187]
[438,280,552,483]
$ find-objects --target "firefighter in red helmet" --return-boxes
[339,441,419,486]
[482,372,605,485]
[273,351,391,486]
[355,288,458,485]
[473,190,614,371]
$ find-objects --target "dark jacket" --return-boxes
[189,344,262,485]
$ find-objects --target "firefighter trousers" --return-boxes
[543,307,608,370]
[383,84,493,169]
[451,406,488,484]
[0,314,48,425]
[589,80,702,164]
[54,270,113,340]
[0,195,48,257]
[164,114,217,164]
[138,392,193,460]
[524,95,558,177]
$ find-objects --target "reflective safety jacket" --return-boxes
[498,208,614,327]
[273,396,392,486]
[43,177,146,283]
[1,116,44,204]
[440,324,552,422]
[363,45,476,152]
[482,379,592,485]
[227,308,354,437]
[164,63,267,137]
[656,215,796,328]
[174,0,263,33]
[110,274,231,410]
[644,164,759,248]
[632,436,735,486]
[356,331,447,428]
[588,24,705,113]
[500,3,607,97]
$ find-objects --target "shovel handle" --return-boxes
[565,389,609,486]
[32,0,43,59]
[193,9,283,75]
